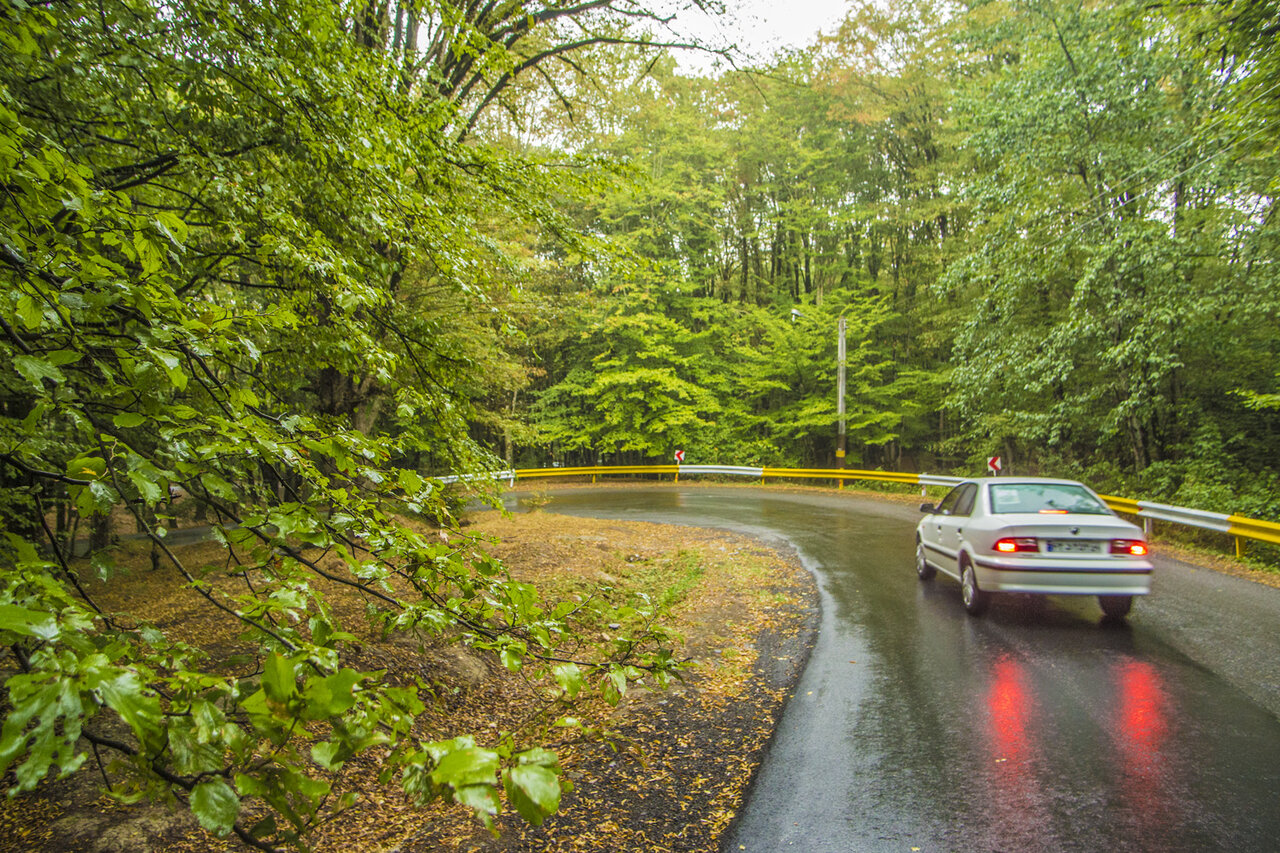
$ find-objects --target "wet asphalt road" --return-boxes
[503,485,1280,853]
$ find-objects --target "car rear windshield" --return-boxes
[988,483,1112,515]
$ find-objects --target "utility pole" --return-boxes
[837,316,846,488]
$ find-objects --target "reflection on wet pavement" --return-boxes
[506,486,1280,852]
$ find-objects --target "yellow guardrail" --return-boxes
[1100,495,1141,515]
[448,465,1279,555]
[491,465,928,487]
[1229,515,1280,547]
[763,467,920,485]
[512,465,679,479]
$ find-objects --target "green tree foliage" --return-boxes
[0,0,687,847]
[1169,0,1280,137]
[531,294,724,460]
[508,0,1277,513]
[1168,0,1280,429]
[941,0,1278,498]
[517,34,950,468]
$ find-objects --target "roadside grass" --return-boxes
[618,550,707,611]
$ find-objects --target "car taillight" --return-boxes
[1110,539,1148,556]
[995,537,1039,553]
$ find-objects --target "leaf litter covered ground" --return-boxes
[0,506,819,853]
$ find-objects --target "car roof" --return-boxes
[961,477,1091,487]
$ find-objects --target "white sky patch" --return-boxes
[655,0,852,74]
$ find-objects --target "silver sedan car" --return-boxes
[915,477,1153,618]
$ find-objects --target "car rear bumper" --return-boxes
[972,555,1154,596]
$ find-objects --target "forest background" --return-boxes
[505,0,1280,521]
[1,0,1278,849]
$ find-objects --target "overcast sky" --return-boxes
[661,0,852,73]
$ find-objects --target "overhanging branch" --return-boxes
[459,34,727,139]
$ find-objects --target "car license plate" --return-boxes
[1045,539,1101,554]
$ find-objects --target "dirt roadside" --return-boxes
[0,508,820,853]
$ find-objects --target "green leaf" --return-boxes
[190,699,226,744]
[261,654,297,705]
[502,763,561,826]
[310,740,344,770]
[127,469,164,504]
[248,815,278,840]
[191,777,240,836]
[0,605,59,641]
[551,663,582,699]
[300,668,362,719]
[454,784,500,829]
[97,672,161,738]
[515,747,559,767]
[430,746,499,790]
[499,644,523,672]
[398,468,424,495]
[154,351,188,390]
[47,349,80,367]
[12,355,63,388]
[0,675,86,790]
[153,213,187,250]
[15,294,43,330]
[65,456,106,480]
[602,666,628,706]
[113,412,147,428]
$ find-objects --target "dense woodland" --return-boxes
[500,1,1280,520]
[1,0,1277,848]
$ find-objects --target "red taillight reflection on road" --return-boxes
[1118,660,1167,749]
[982,655,1050,846]
[1114,659,1174,843]
[988,656,1031,762]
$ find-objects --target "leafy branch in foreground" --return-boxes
[0,0,683,848]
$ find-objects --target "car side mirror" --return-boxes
[919,503,936,514]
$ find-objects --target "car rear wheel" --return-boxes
[916,540,936,580]
[961,561,989,616]
[1099,594,1133,620]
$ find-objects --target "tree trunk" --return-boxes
[1128,415,1150,471]
[504,389,518,470]
[401,3,420,93]
[89,511,111,553]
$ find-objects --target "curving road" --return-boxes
[503,485,1280,853]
